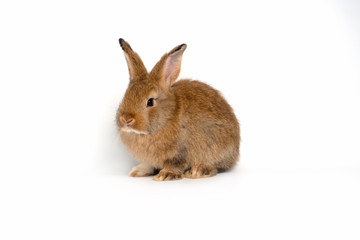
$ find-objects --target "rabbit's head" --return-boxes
[116,39,187,135]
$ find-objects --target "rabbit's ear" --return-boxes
[119,39,147,81]
[151,43,187,89]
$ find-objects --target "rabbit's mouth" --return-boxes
[121,126,148,135]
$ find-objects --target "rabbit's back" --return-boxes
[173,80,240,169]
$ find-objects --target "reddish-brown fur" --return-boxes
[116,39,240,181]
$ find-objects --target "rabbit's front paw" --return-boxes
[129,164,155,177]
[153,169,183,181]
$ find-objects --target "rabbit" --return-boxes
[116,38,240,181]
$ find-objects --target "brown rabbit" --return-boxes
[116,39,240,181]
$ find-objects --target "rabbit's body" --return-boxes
[116,39,240,180]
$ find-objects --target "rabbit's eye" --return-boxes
[147,98,154,107]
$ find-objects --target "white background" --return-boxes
[0,0,359,239]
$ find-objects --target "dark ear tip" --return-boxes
[119,38,133,51]
[119,38,125,50]
[177,43,187,51]
[169,43,187,55]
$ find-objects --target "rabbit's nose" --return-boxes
[126,119,134,126]
[120,117,135,126]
